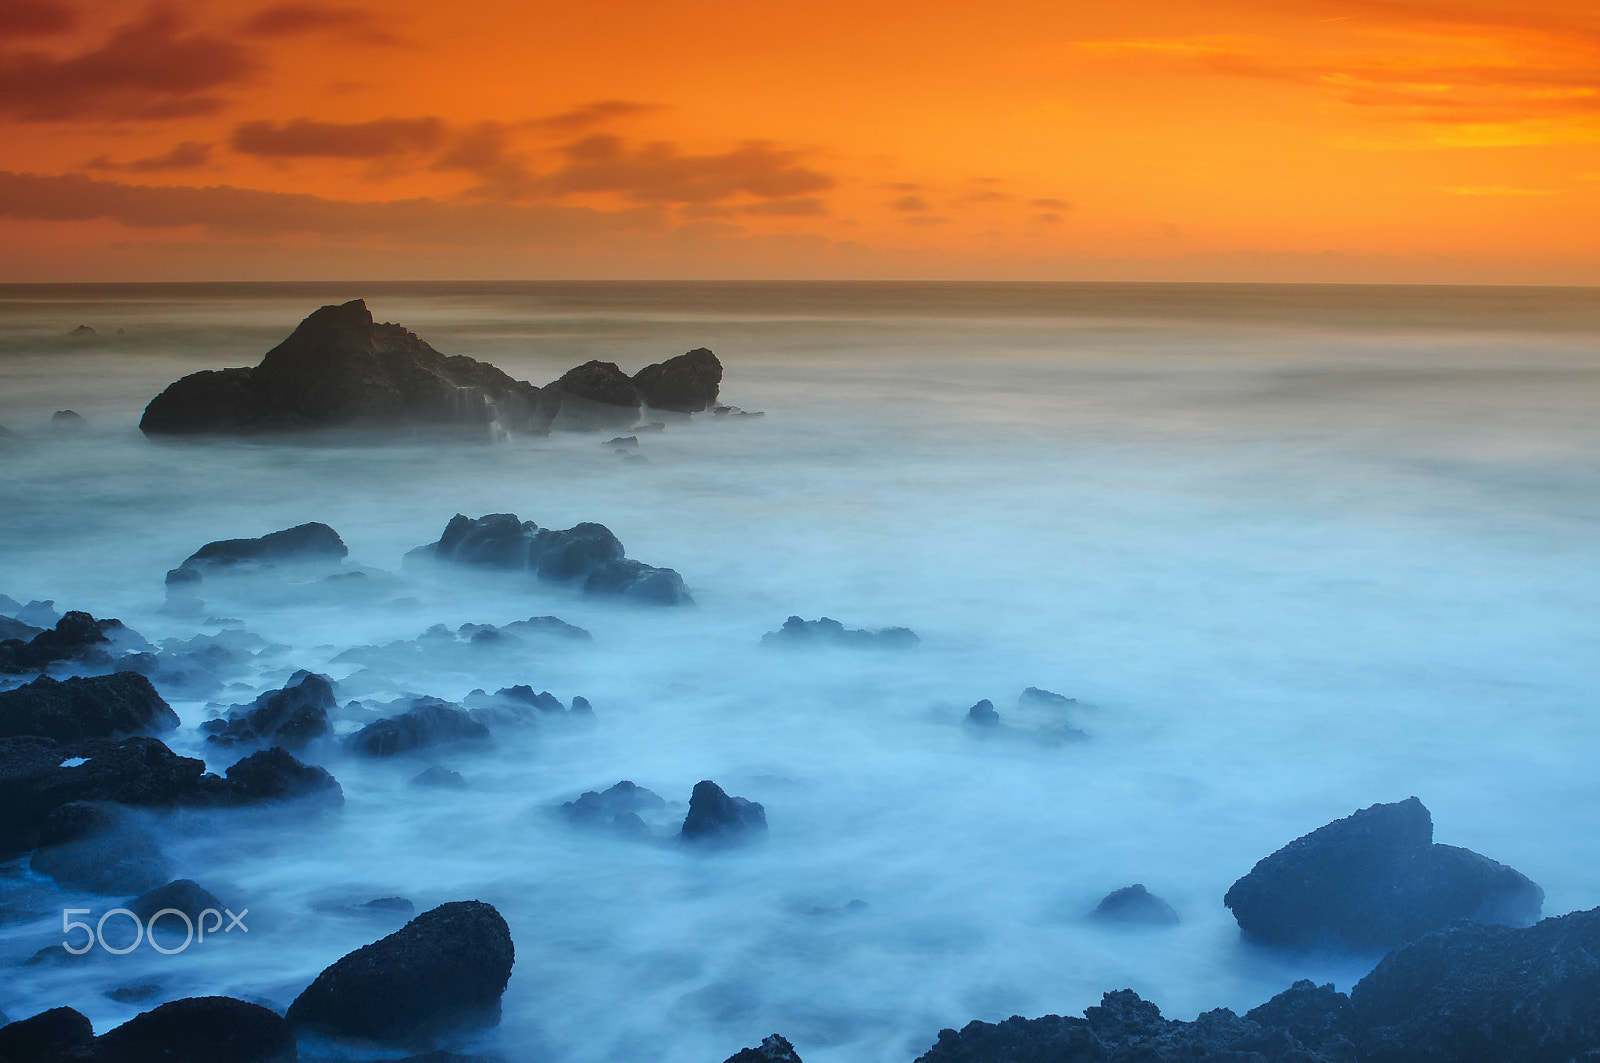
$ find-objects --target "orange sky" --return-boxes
[1,0,1597,282]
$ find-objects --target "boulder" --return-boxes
[582,558,692,605]
[0,672,178,742]
[0,1007,97,1063]
[97,996,295,1063]
[411,766,466,789]
[1223,797,1544,951]
[170,524,348,601]
[139,299,544,436]
[51,409,87,428]
[539,360,641,431]
[127,879,223,924]
[203,671,334,748]
[965,699,999,726]
[722,1033,803,1063]
[562,780,666,832]
[1089,884,1179,925]
[633,348,722,413]
[346,698,489,756]
[0,612,148,674]
[286,900,514,1045]
[681,780,766,845]
[219,746,343,805]
[15,600,61,628]
[760,616,920,650]
[30,802,170,893]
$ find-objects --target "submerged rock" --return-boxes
[965,699,999,726]
[127,878,224,924]
[1089,884,1179,926]
[681,780,767,845]
[97,996,295,1063]
[412,765,467,789]
[1224,796,1543,951]
[139,299,545,436]
[0,672,178,741]
[347,698,490,756]
[221,746,343,805]
[203,670,335,748]
[760,616,920,650]
[562,780,666,833]
[287,900,515,1046]
[633,347,723,413]
[723,1033,803,1063]
[30,801,171,894]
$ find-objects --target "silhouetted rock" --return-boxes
[1090,884,1179,925]
[0,672,177,741]
[30,802,170,893]
[140,299,544,436]
[220,746,343,805]
[67,325,96,336]
[966,699,999,726]
[681,780,766,845]
[723,1033,803,1063]
[97,996,295,1063]
[346,698,489,756]
[203,670,334,748]
[174,523,348,584]
[0,612,149,674]
[633,348,722,413]
[1224,797,1543,951]
[760,616,920,650]
[412,766,466,789]
[51,409,87,428]
[0,614,40,641]
[1019,686,1079,710]
[562,780,666,832]
[0,1006,96,1062]
[540,360,641,431]
[287,900,514,1046]
[603,434,638,449]
[408,513,692,605]
[502,615,592,641]
[127,879,223,924]
[15,600,60,628]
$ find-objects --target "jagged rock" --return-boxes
[30,802,170,893]
[408,513,691,605]
[633,347,722,413]
[1019,686,1079,710]
[1224,797,1544,951]
[1089,884,1179,925]
[0,1006,97,1062]
[204,670,334,748]
[139,299,544,436]
[97,996,295,1063]
[760,616,919,650]
[220,746,343,805]
[562,781,665,834]
[346,698,489,756]
[15,600,61,628]
[412,766,466,789]
[170,523,348,598]
[287,900,514,1046]
[540,360,641,431]
[723,1033,803,1063]
[127,879,223,924]
[681,780,766,845]
[0,612,150,674]
[0,672,178,741]
[603,434,639,449]
[966,699,999,726]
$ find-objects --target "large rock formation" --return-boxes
[200,670,335,748]
[681,779,767,845]
[139,299,544,435]
[345,697,490,756]
[540,360,642,431]
[723,1034,804,1063]
[0,610,149,674]
[97,996,295,1063]
[0,672,178,742]
[633,347,722,413]
[1224,797,1543,951]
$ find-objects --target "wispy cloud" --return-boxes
[84,141,212,172]
[231,116,446,158]
[1445,184,1557,195]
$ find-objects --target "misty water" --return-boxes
[2,281,1599,1061]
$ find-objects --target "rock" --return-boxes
[97,996,295,1063]
[603,434,639,449]
[286,900,515,1046]
[30,803,170,893]
[127,879,223,923]
[760,616,920,650]
[221,746,343,805]
[67,325,96,336]
[540,360,641,431]
[1018,686,1079,710]
[139,299,544,436]
[723,1033,803,1063]
[346,698,489,756]
[409,513,692,605]
[0,612,149,674]
[562,780,666,831]
[0,592,22,613]
[174,522,348,585]
[15,600,61,628]
[0,614,41,642]
[501,616,592,641]
[1089,884,1179,925]
[965,699,999,726]
[106,984,163,1004]
[206,671,334,748]
[51,409,87,428]
[411,766,466,789]
[360,896,415,915]
[633,348,722,413]
[1350,905,1600,1062]
[1223,797,1544,951]
[0,672,178,742]
[0,1007,97,1062]
[681,780,766,845]
[570,695,594,716]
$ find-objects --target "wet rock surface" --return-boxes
[723,1033,804,1063]
[633,347,723,413]
[1089,884,1180,925]
[97,996,295,1063]
[202,670,335,748]
[0,672,178,742]
[0,612,150,675]
[346,697,490,756]
[681,780,767,845]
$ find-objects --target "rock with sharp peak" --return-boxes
[633,347,722,413]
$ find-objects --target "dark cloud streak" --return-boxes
[231,116,446,158]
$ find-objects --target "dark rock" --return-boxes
[31,803,170,893]
[540,360,641,431]
[681,780,766,845]
[603,434,639,448]
[97,996,294,1063]
[633,347,722,413]
[0,672,178,741]
[501,616,592,641]
[221,747,343,805]
[760,616,920,650]
[346,698,489,756]
[1089,884,1179,925]
[67,325,96,336]
[0,1007,96,1062]
[570,695,594,716]
[15,600,61,628]
[106,984,163,1004]
[51,409,86,428]
[562,781,666,830]
[711,404,763,417]
[0,614,41,642]
[286,900,514,1046]
[1019,686,1079,710]
[177,523,347,579]
[1224,797,1544,951]
[1245,980,1355,1055]
[139,299,544,436]
[207,671,334,748]
[127,879,223,924]
[723,1033,802,1063]
[582,558,692,605]
[411,766,466,789]
[0,612,148,675]
[966,699,999,726]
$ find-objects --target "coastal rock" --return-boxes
[139,299,544,436]
[97,996,295,1063]
[562,780,666,832]
[127,879,223,923]
[203,670,334,748]
[681,780,767,845]
[286,900,515,1045]
[0,1007,97,1062]
[540,360,641,431]
[1089,884,1179,925]
[15,600,61,628]
[582,558,692,604]
[51,409,87,429]
[760,616,920,650]
[0,614,41,641]
[1224,797,1544,950]
[633,348,723,413]
[30,802,170,893]
[723,1033,803,1063]
[173,522,348,586]
[220,746,343,805]
[0,612,150,674]
[966,699,999,726]
[411,766,466,789]
[0,672,178,741]
[346,698,490,756]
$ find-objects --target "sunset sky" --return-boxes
[2,0,1597,282]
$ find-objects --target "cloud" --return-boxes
[904,215,949,226]
[0,169,662,246]
[84,141,212,172]
[531,135,834,204]
[1031,197,1070,209]
[231,116,446,158]
[1445,184,1557,195]
[528,100,656,135]
[740,197,827,216]
[242,3,375,35]
[890,194,930,211]
[0,0,74,38]
[0,8,255,121]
